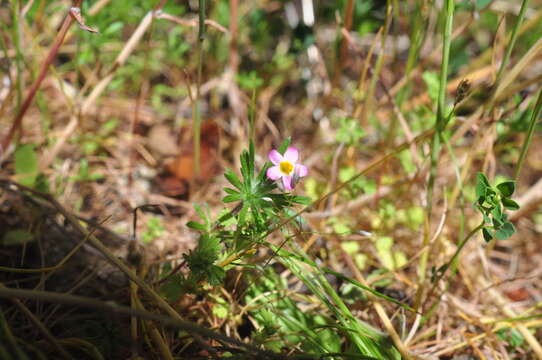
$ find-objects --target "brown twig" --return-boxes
[1,0,82,154]
[0,287,287,359]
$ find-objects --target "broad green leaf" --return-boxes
[502,198,520,210]
[14,144,39,187]
[476,0,492,9]
[497,327,525,347]
[2,229,35,246]
[482,227,493,242]
[198,234,220,255]
[422,71,440,104]
[476,172,489,204]
[341,241,360,255]
[160,274,184,302]
[207,265,226,285]
[495,222,515,241]
[497,181,516,198]
[212,302,228,319]
[491,206,503,222]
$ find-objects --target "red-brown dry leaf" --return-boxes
[504,287,530,302]
[166,121,220,181]
[157,122,220,197]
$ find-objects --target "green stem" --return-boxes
[194,0,206,177]
[0,308,30,360]
[11,0,23,111]
[515,87,542,180]
[421,221,485,325]
[249,88,256,144]
[418,0,454,309]
[494,0,530,87]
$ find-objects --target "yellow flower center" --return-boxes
[280,161,294,175]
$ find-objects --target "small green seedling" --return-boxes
[475,172,519,241]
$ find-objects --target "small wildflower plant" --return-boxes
[160,138,407,359]
[474,172,519,241]
[175,138,310,292]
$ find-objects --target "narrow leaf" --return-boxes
[223,187,240,195]
[187,221,206,231]
[277,137,291,154]
[223,194,241,203]
[224,168,243,190]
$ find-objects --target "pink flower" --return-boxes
[266,147,308,191]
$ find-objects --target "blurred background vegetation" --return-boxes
[2,0,542,359]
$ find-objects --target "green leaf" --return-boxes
[223,187,239,195]
[223,194,241,203]
[240,151,251,185]
[422,71,440,104]
[238,204,248,226]
[491,206,503,222]
[492,215,503,228]
[14,144,39,187]
[187,221,206,231]
[2,229,35,246]
[495,222,515,241]
[207,265,226,285]
[212,302,228,319]
[475,172,490,201]
[194,203,206,220]
[277,137,291,154]
[141,216,165,244]
[497,181,516,198]
[198,234,220,255]
[236,71,263,90]
[335,117,366,145]
[497,327,525,347]
[476,0,492,10]
[248,141,255,177]
[224,168,243,190]
[502,198,520,211]
[482,227,493,242]
[290,195,311,205]
[160,274,184,302]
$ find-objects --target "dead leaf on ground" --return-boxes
[156,121,220,197]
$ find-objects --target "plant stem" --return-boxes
[417,0,454,309]
[515,87,542,180]
[11,0,23,111]
[362,0,392,126]
[0,287,287,360]
[1,0,82,153]
[494,0,530,87]
[333,0,355,86]
[194,0,206,177]
[421,221,485,325]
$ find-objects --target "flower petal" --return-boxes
[282,175,294,190]
[294,164,308,178]
[268,149,283,165]
[283,147,299,163]
[266,166,282,180]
